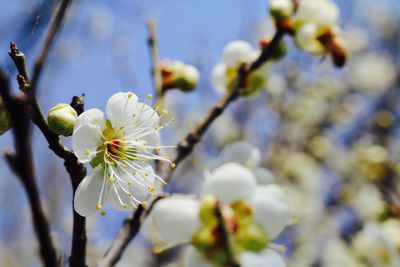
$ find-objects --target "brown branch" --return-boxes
[8,0,88,264]
[95,206,145,267]
[165,29,285,182]
[96,196,165,267]
[0,69,60,267]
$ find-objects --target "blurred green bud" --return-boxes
[47,103,77,136]
[0,97,11,136]
[160,60,200,93]
[199,195,218,225]
[192,226,216,252]
[236,223,268,253]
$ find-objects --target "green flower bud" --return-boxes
[47,103,77,136]
[0,97,11,136]
[236,223,268,253]
[160,60,200,93]
[192,226,216,252]
[199,195,218,225]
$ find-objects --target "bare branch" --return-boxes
[0,69,60,267]
[30,0,73,94]
[166,29,285,183]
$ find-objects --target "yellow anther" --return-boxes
[162,109,168,115]
[127,92,133,98]
[86,149,91,156]
[153,193,158,198]
[278,245,287,253]
[142,201,147,207]
[128,193,132,197]
[133,205,138,210]
[153,245,163,254]
[171,163,176,169]
[123,204,127,208]
[145,173,149,177]
[132,113,136,117]
[108,175,116,183]
[96,204,103,210]
[148,186,155,191]
[101,211,107,216]
[147,94,152,100]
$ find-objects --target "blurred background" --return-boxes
[0,0,400,266]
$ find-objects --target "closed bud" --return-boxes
[47,103,77,136]
[160,60,200,93]
[0,97,11,136]
[269,0,295,21]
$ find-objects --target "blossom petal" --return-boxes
[202,163,257,204]
[252,167,275,185]
[222,40,256,67]
[150,197,201,245]
[211,63,228,94]
[296,0,339,27]
[241,249,286,267]
[72,108,104,162]
[74,166,104,217]
[105,91,139,127]
[185,247,214,267]
[251,185,291,239]
[218,141,262,168]
[117,164,156,203]
[295,24,326,55]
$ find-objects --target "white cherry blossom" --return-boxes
[72,92,173,216]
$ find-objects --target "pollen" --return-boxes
[127,92,133,98]
[132,113,136,117]
[142,201,147,207]
[145,173,149,177]
[147,94,152,100]
[85,149,91,156]
[101,210,107,216]
[108,175,116,183]
[162,109,168,115]
[171,163,176,169]
[96,204,103,210]
[123,204,127,208]
[148,186,155,191]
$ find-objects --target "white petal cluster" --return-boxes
[352,222,400,266]
[211,41,270,96]
[72,92,173,216]
[293,0,341,55]
[147,142,290,266]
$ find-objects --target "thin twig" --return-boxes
[96,196,165,267]
[30,0,72,94]
[9,0,88,264]
[0,69,60,267]
[165,29,285,183]
[147,19,163,103]
[97,29,285,267]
